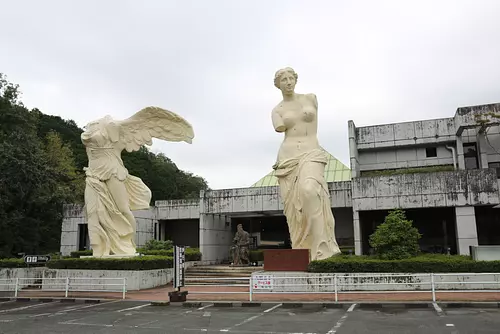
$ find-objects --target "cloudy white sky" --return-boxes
[2,0,500,189]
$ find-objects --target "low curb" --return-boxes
[440,302,500,308]
[158,301,500,309]
[4,297,110,304]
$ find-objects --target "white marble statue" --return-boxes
[81,107,194,257]
[271,67,341,261]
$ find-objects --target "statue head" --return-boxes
[274,67,298,95]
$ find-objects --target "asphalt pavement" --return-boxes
[0,299,499,333]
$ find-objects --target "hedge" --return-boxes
[0,258,27,268]
[46,255,173,270]
[308,255,500,273]
[69,248,202,261]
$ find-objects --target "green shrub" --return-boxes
[70,247,201,261]
[249,250,264,262]
[142,239,173,251]
[137,248,202,261]
[0,258,27,268]
[369,209,422,260]
[47,255,173,270]
[70,250,93,258]
[308,254,500,273]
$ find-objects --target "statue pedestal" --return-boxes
[263,249,310,271]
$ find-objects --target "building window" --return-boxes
[489,162,500,178]
[425,147,437,157]
[463,143,479,169]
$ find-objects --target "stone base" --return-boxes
[168,290,188,303]
[263,249,310,271]
[80,253,140,259]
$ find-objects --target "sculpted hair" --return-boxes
[274,67,298,89]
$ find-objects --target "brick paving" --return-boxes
[12,284,500,302]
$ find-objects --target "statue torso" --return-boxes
[274,94,320,162]
[81,122,128,181]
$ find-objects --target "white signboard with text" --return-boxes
[253,274,274,290]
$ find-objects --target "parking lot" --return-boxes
[0,299,499,333]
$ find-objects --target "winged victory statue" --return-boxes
[81,107,194,257]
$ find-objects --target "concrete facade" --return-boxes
[60,102,500,261]
[60,204,157,256]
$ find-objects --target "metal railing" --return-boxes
[248,273,500,302]
[0,277,127,299]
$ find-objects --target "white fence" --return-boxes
[0,277,127,299]
[186,273,500,302]
[249,272,500,301]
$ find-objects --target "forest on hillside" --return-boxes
[0,73,208,257]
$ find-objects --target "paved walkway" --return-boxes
[11,284,500,302]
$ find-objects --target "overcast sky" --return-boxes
[2,0,500,189]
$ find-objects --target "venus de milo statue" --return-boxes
[81,107,194,257]
[271,67,341,261]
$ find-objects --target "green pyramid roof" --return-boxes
[251,150,351,187]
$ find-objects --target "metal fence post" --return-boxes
[334,275,338,303]
[430,273,436,302]
[122,278,126,300]
[65,277,69,298]
[249,277,253,302]
[14,278,19,298]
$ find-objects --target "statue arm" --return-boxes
[272,109,286,132]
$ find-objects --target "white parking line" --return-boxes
[0,302,57,314]
[116,303,150,312]
[220,303,282,332]
[326,303,356,334]
[198,304,214,310]
[48,300,121,317]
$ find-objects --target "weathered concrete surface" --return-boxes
[201,182,352,214]
[454,102,500,135]
[41,268,173,291]
[199,213,232,263]
[352,169,499,210]
[155,199,199,220]
[60,205,156,256]
[356,118,456,150]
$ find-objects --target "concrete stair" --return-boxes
[185,265,262,286]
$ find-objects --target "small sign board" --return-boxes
[253,274,273,290]
[23,255,51,264]
[173,245,185,289]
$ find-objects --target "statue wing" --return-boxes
[118,106,194,152]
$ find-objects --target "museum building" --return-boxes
[60,102,500,261]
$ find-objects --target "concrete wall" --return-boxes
[60,205,156,256]
[42,268,173,291]
[358,145,455,172]
[355,118,456,150]
[199,213,232,263]
[155,199,200,220]
[60,204,85,256]
[456,206,479,255]
[252,272,500,292]
[352,169,499,211]
[202,183,352,215]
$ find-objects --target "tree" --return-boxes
[369,209,422,260]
